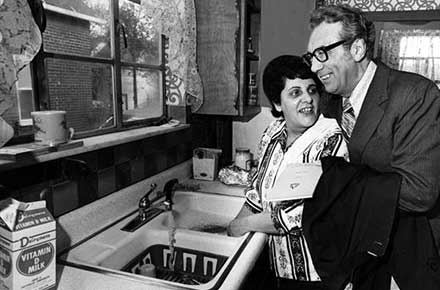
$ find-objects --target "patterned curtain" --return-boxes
[141,0,203,112]
[378,29,440,83]
[0,0,42,115]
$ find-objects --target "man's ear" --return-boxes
[350,38,367,62]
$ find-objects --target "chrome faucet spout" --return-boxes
[163,178,179,211]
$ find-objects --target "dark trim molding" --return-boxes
[365,10,440,22]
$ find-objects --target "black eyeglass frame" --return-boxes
[302,39,349,67]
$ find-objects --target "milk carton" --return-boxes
[0,198,56,290]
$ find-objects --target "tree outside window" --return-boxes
[10,0,165,138]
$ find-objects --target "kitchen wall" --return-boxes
[233,0,316,157]
[0,1,315,218]
[0,128,193,217]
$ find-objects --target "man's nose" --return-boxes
[310,57,323,73]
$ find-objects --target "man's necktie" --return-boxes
[341,98,356,141]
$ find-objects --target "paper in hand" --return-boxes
[265,163,322,201]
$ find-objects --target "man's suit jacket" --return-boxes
[303,157,400,290]
[321,60,440,289]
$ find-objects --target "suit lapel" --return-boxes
[321,92,342,122]
[349,61,390,163]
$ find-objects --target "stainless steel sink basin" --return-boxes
[58,190,263,290]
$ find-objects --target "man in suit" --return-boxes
[302,4,440,290]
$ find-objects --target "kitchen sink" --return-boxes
[58,190,263,290]
[160,191,245,234]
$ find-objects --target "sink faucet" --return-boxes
[121,183,160,232]
[162,178,179,211]
[138,183,157,220]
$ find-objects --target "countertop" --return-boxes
[54,161,267,290]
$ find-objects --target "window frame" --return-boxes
[23,0,168,140]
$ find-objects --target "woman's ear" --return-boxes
[274,103,282,113]
[350,38,367,62]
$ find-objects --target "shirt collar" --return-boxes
[345,61,377,117]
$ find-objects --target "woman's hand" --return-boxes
[227,217,250,237]
[227,210,280,236]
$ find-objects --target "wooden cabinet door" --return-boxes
[195,0,240,115]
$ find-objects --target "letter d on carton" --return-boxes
[0,198,56,290]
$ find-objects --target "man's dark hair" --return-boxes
[310,5,375,59]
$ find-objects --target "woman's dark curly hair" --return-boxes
[262,55,323,118]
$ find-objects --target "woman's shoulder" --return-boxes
[312,115,341,133]
[262,118,285,138]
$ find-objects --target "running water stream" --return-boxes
[167,210,177,271]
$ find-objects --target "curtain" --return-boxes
[378,29,440,83]
[0,0,42,115]
[141,0,203,112]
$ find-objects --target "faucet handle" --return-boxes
[145,183,157,197]
[138,183,157,218]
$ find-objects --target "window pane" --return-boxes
[119,0,161,65]
[2,59,35,128]
[43,0,112,58]
[399,35,440,57]
[122,67,163,122]
[46,59,115,132]
[15,62,35,125]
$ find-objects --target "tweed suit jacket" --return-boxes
[321,60,440,289]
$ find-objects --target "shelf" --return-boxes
[246,53,259,61]
[0,124,190,172]
[233,105,261,122]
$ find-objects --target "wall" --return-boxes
[0,128,192,217]
[233,0,316,157]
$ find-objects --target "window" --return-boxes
[14,57,35,127]
[398,33,440,84]
[10,0,165,138]
[372,11,440,86]
[377,25,440,84]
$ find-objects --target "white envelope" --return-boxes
[265,163,322,201]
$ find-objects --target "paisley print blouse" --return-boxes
[245,115,348,281]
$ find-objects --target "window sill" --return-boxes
[0,124,190,172]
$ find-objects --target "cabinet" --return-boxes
[195,0,261,118]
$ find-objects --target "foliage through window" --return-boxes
[10,0,165,138]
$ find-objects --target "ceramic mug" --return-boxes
[31,111,74,146]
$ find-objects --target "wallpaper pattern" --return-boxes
[317,0,440,11]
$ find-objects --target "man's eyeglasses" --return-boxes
[302,39,349,67]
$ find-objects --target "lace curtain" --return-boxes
[378,29,440,84]
[0,0,42,115]
[141,0,203,112]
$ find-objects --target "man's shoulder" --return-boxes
[375,60,434,88]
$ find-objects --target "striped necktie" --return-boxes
[341,98,356,141]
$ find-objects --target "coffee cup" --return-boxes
[31,111,74,146]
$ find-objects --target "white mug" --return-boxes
[31,111,74,146]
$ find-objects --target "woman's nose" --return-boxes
[302,92,313,102]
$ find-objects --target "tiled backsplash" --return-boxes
[0,128,192,217]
